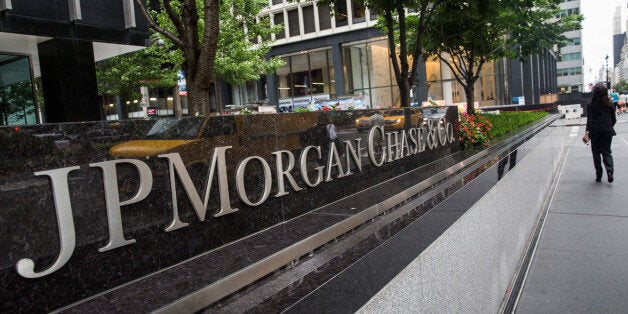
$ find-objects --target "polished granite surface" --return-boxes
[0,108,465,312]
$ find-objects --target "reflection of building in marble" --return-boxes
[260,0,557,109]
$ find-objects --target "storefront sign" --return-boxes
[15,117,455,279]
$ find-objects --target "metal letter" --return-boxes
[325,142,346,181]
[299,146,324,187]
[417,127,426,153]
[90,159,152,252]
[368,126,385,166]
[386,132,400,162]
[159,148,236,232]
[272,150,302,197]
[408,128,419,154]
[68,0,81,21]
[343,139,362,176]
[399,130,411,157]
[122,0,136,28]
[236,156,272,206]
[447,122,455,143]
[16,166,80,278]
[0,0,12,11]
[437,117,448,146]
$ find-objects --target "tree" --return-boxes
[136,0,282,114]
[96,43,179,116]
[315,0,442,108]
[213,0,284,112]
[0,81,37,125]
[135,0,221,114]
[425,0,581,114]
[613,80,628,93]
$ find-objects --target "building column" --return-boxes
[38,38,101,122]
[532,55,540,104]
[332,43,345,97]
[510,58,524,104]
[442,59,453,106]
[415,57,428,105]
[267,74,279,110]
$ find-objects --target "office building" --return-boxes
[254,0,557,111]
[556,0,583,93]
[0,0,149,125]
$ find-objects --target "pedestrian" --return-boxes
[316,112,343,156]
[369,111,385,158]
[610,89,620,109]
[583,83,617,182]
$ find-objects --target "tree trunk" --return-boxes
[215,78,223,114]
[187,83,211,115]
[464,84,475,115]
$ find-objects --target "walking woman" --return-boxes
[583,83,617,182]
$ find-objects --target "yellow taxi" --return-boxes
[109,113,318,166]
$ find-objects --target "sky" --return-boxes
[581,0,628,85]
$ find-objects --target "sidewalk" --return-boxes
[515,115,628,312]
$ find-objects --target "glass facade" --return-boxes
[275,48,335,111]
[339,38,509,108]
[0,54,38,125]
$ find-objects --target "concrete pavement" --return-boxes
[357,114,628,313]
[515,115,628,313]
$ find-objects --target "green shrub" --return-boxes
[483,111,548,139]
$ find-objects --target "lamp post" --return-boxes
[606,55,610,89]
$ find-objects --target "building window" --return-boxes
[273,13,285,39]
[568,37,581,46]
[0,54,37,125]
[559,52,581,61]
[291,54,309,97]
[275,49,335,111]
[425,58,443,101]
[557,67,582,76]
[302,5,315,34]
[351,0,366,24]
[272,0,282,5]
[288,9,299,37]
[334,0,348,27]
[318,4,332,30]
[277,57,292,99]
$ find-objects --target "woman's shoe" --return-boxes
[608,172,614,183]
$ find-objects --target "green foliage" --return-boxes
[459,111,548,149]
[425,0,581,114]
[613,80,628,93]
[214,0,284,85]
[318,0,439,107]
[294,107,311,113]
[147,0,283,86]
[484,111,548,138]
[0,80,37,125]
[96,43,179,101]
[509,0,582,59]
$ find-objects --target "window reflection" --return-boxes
[334,0,348,27]
[0,55,37,125]
[276,49,335,112]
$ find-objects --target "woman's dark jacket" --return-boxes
[586,101,617,136]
